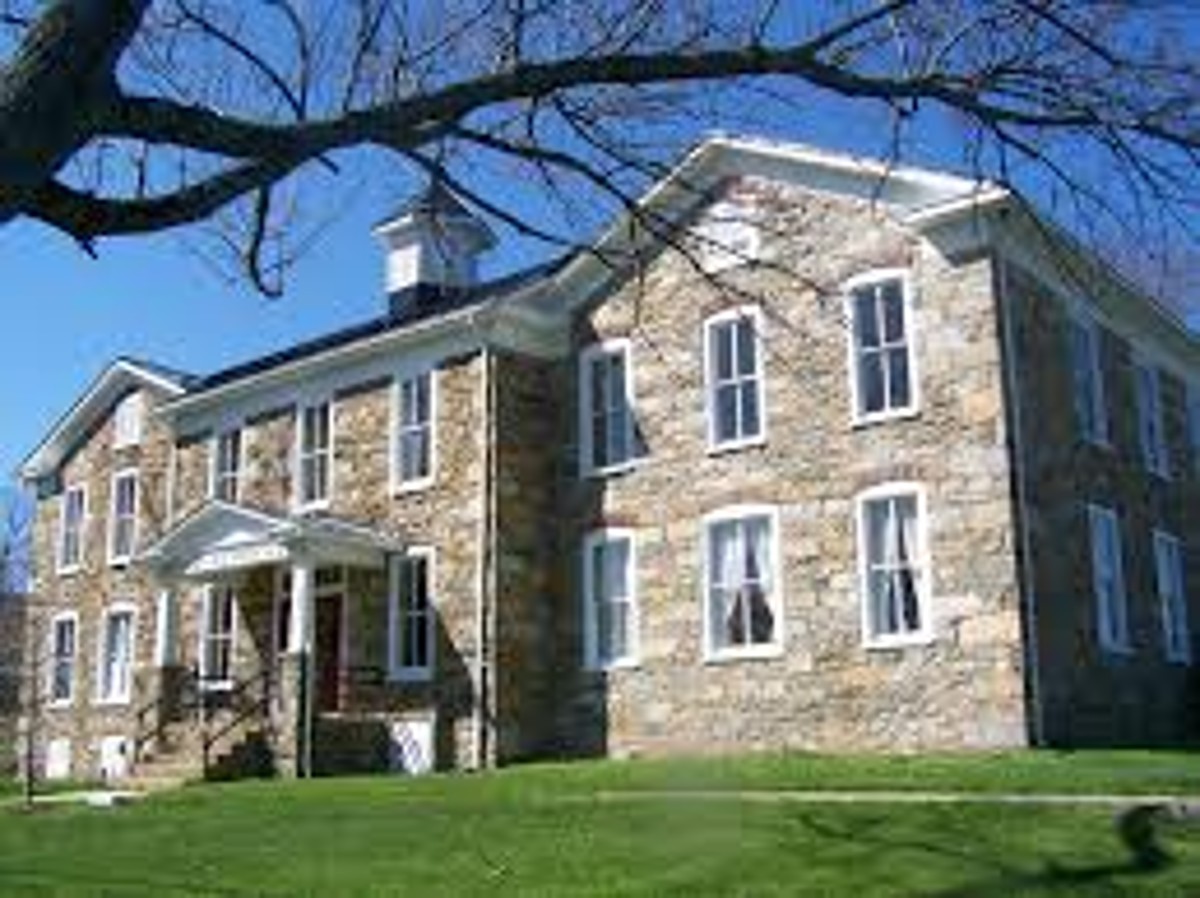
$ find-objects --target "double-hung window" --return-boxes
[703,507,780,658]
[1068,316,1108,444]
[58,485,86,573]
[857,484,931,646]
[108,470,138,565]
[97,605,135,704]
[48,613,77,705]
[1153,530,1190,663]
[582,530,637,668]
[1088,505,1130,653]
[580,340,637,474]
[395,371,435,489]
[848,273,916,422]
[1134,360,1169,477]
[212,429,242,503]
[113,393,143,448]
[297,401,332,508]
[1188,384,1200,475]
[705,307,766,449]
[389,549,434,680]
[200,586,237,688]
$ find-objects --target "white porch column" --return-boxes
[288,556,315,654]
[153,588,180,667]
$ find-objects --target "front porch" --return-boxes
[134,501,438,781]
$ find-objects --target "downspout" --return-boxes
[474,341,495,769]
[995,250,1045,747]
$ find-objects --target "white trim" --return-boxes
[1152,529,1191,665]
[106,467,140,567]
[294,397,334,512]
[46,610,79,709]
[703,305,768,453]
[197,585,238,691]
[391,368,439,494]
[1087,503,1132,655]
[578,338,641,477]
[855,481,934,649]
[693,199,761,273]
[208,426,245,504]
[1132,355,1170,479]
[700,503,784,662]
[844,268,921,427]
[581,527,640,671]
[56,483,87,575]
[112,392,143,449]
[95,601,138,706]
[388,546,436,682]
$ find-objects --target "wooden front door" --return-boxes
[315,596,343,712]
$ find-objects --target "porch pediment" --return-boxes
[143,501,401,581]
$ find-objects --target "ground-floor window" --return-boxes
[703,506,780,658]
[857,484,931,647]
[97,605,135,704]
[389,549,434,680]
[1153,530,1190,663]
[200,586,237,688]
[582,529,638,668]
[48,613,77,705]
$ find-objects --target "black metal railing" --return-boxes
[196,666,274,778]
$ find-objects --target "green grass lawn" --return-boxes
[1,751,1199,896]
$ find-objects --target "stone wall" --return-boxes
[29,385,176,780]
[551,177,1029,756]
[1001,260,1200,746]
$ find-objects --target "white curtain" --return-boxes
[746,519,774,643]
[712,523,739,648]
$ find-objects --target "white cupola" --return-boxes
[372,182,497,318]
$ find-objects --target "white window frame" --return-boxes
[845,269,920,426]
[1087,504,1131,654]
[1133,358,1170,478]
[112,392,143,449]
[57,484,87,575]
[95,602,137,706]
[107,468,139,566]
[703,305,768,453]
[700,504,783,662]
[295,398,334,511]
[578,338,640,477]
[198,586,238,691]
[388,547,436,682]
[1068,313,1110,446]
[581,528,639,670]
[209,427,244,503]
[856,482,934,649]
[693,200,761,273]
[47,611,79,708]
[392,369,438,493]
[1153,529,1190,664]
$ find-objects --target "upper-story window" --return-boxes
[296,400,332,509]
[48,612,78,706]
[1087,504,1130,654]
[113,393,143,449]
[108,469,139,565]
[1068,315,1109,445]
[704,306,766,450]
[395,371,435,490]
[579,340,638,475]
[1134,360,1169,477]
[211,429,242,503]
[703,506,780,659]
[694,201,760,273]
[388,548,435,681]
[847,272,916,423]
[582,529,638,669]
[1153,530,1190,664]
[57,485,86,574]
[857,483,931,647]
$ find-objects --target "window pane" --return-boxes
[714,324,735,380]
[881,281,905,342]
[740,381,761,439]
[716,384,739,443]
[735,319,756,377]
[859,354,885,414]
[854,291,880,348]
[888,348,911,408]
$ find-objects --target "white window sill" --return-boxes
[198,680,234,693]
[93,696,132,708]
[851,406,921,429]
[108,556,132,569]
[47,699,74,711]
[393,477,435,496]
[584,657,641,673]
[388,669,433,684]
[293,500,331,515]
[706,435,767,458]
[56,565,82,578]
[581,458,645,480]
[703,644,783,664]
[863,632,935,650]
[1100,642,1135,658]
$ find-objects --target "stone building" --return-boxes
[17,136,1200,782]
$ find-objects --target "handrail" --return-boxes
[200,666,274,778]
[131,666,199,761]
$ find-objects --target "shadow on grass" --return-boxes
[787,805,1175,898]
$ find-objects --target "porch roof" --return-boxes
[142,501,401,581]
